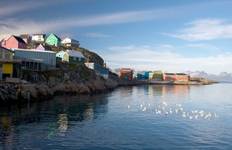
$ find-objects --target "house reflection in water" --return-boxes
[0,116,14,150]
[58,114,68,134]
[148,85,190,98]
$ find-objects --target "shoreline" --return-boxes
[0,78,218,106]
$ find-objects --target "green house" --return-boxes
[45,33,61,46]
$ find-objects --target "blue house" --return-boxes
[85,62,109,79]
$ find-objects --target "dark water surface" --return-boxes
[0,84,232,150]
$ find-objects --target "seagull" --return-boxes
[162,101,168,106]
[142,107,147,112]
[189,116,193,120]
[182,113,186,118]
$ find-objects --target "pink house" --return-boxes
[1,35,27,49]
[36,44,45,50]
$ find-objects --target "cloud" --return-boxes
[167,19,232,41]
[84,32,111,38]
[0,5,183,39]
[103,45,232,74]
[0,1,52,18]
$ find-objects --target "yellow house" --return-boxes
[1,62,13,77]
[0,47,16,80]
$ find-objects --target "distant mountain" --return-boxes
[186,71,232,82]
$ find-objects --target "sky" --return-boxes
[1,0,232,74]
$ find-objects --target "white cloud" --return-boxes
[0,2,42,17]
[0,6,182,39]
[168,19,232,41]
[85,32,111,38]
[103,45,232,74]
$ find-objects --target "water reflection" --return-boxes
[0,94,109,148]
[0,116,14,150]
[58,114,68,134]
[147,85,190,97]
[0,84,232,149]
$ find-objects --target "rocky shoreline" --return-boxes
[0,77,118,105]
[0,76,218,105]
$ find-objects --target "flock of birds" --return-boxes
[127,101,218,120]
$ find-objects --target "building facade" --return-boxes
[163,73,190,82]
[175,73,190,82]
[61,37,80,47]
[45,33,61,46]
[119,68,133,81]
[85,62,109,79]
[56,50,85,64]
[31,34,46,43]
[1,35,27,49]
[152,71,164,81]
[0,47,21,80]
[12,48,56,70]
[136,71,149,80]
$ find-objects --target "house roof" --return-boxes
[47,33,61,41]
[12,35,26,44]
[12,48,56,54]
[66,50,84,58]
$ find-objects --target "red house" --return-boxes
[119,68,133,81]
[1,35,27,49]
[163,73,176,81]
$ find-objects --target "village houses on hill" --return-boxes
[0,33,110,81]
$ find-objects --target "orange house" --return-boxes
[163,73,189,82]
[175,73,190,82]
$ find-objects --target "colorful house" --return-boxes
[0,47,21,80]
[31,34,46,43]
[136,71,149,80]
[163,73,176,81]
[175,73,190,82]
[45,33,61,46]
[163,73,190,82]
[12,48,56,70]
[119,68,133,81]
[1,35,27,49]
[61,37,80,47]
[152,71,164,81]
[85,62,109,79]
[36,44,46,50]
[56,50,85,63]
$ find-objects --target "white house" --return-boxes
[56,50,85,63]
[61,37,80,47]
[31,34,46,43]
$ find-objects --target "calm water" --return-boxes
[0,84,232,150]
